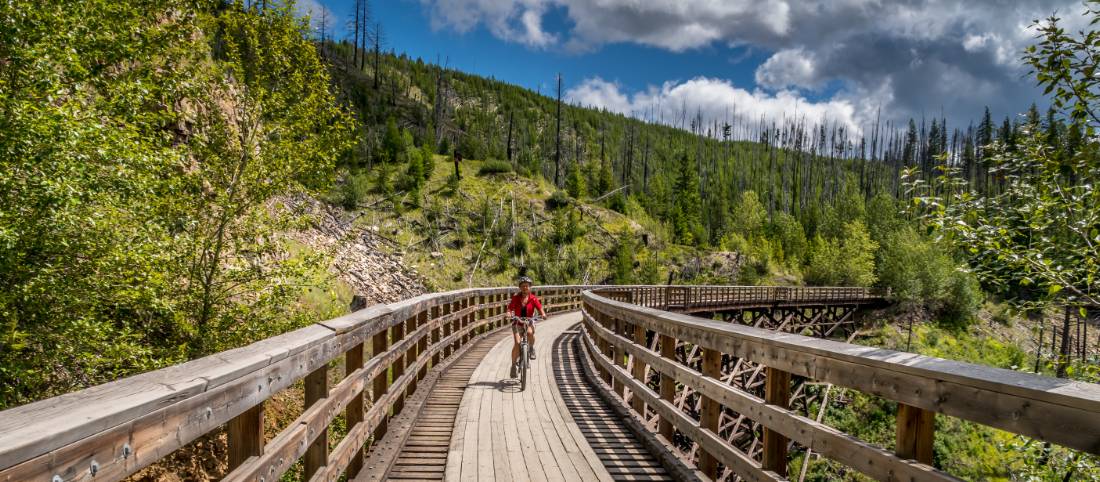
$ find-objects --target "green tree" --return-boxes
[732,191,767,237]
[671,153,704,245]
[805,221,877,287]
[566,162,587,199]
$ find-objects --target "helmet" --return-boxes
[517,276,533,286]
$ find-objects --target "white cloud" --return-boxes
[754,48,819,90]
[566,76,862,136]
[420,0,556,47]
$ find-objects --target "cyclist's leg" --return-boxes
[511,326,522,364]
[526,323,536,359]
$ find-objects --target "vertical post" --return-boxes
[405,315,418,397]
[630,322,647,415]
[699,348,722,478]
[450,300,460,354]
[658,334,676,441]
[392,322,407,413]
[597,312,612,384]
[227,404,263,470]
[763,366,792,476]
[442,302,453,358]
[345,342,366,476]
[612,316,626,397]
[417,310,429,379]
[431,305,442,366]
[372,329,390,443]
[895,403,934,464]
[304,365,329,478]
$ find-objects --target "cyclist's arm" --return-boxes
[533,297,547,319]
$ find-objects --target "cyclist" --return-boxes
[509,276,546,378]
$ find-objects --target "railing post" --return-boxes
[459,297,469,346]
[450,300,460,354]
[630,321,647,415]
[345,342,366,476]
[612,316,626,397]
[699,348,722,478]
[597,312,612,385]
[392,321,407,413]
[405,315,418,398]
[417,310,429,379]
[763,366,792,476]
[304,364,329,478]
[896,403,935,464]
[431,305,442,366]
[372,328,390,442]
[227,403,263,471]
[658,333,676,441]
[442,302,453,358]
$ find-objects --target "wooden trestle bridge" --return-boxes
[2,285,1099,481]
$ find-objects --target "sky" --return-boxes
[295,0,1090,136]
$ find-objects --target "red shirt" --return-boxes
[508,293,543,318]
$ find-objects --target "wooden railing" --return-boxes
[581,288,1100,481]
[0,286,584,482]
[593,285,885,312]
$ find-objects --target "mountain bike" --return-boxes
[512,316,540,391]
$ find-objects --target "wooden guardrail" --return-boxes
[581,288,1100,481]
[0,286,585,482]
[593,285,885,312]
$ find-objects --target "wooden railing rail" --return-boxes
[0,285,586,482]
[591,285,885,312]
[580,288,1100,481]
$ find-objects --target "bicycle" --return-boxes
[511,315,541,391]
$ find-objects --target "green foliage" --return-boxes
[732,191,767,237]
[610,237,635,284]
[770,212,808,267]
[381,116,403,163]
[341,172,372,210]
[566,162,587,199]
[421,145,437,181]
[545,190,571,211]
[805,221,878,286]
[477,160,513,176]
[671,153,705,245]
[0,0,353,407]
[876,228,982,326]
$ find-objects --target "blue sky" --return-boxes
[299,0,1078,135]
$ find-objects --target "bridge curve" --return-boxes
[1,285,1098,482]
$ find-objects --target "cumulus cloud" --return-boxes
[417,0,1084,124]
[754,48,819,91]
[420,0,557,47]
[566,77,862,135]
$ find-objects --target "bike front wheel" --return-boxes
[519,344,528,391]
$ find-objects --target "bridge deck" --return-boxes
[442,312,672,482]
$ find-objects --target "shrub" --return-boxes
[805,220,877,287]
[341,172,371,210]
[876,227,982,326]
[545,190,571,210]
[477,160,512,176]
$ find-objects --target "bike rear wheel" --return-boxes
[519,343,528,391]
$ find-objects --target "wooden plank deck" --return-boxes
[445,312,671,482]
[358,328,510,481]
